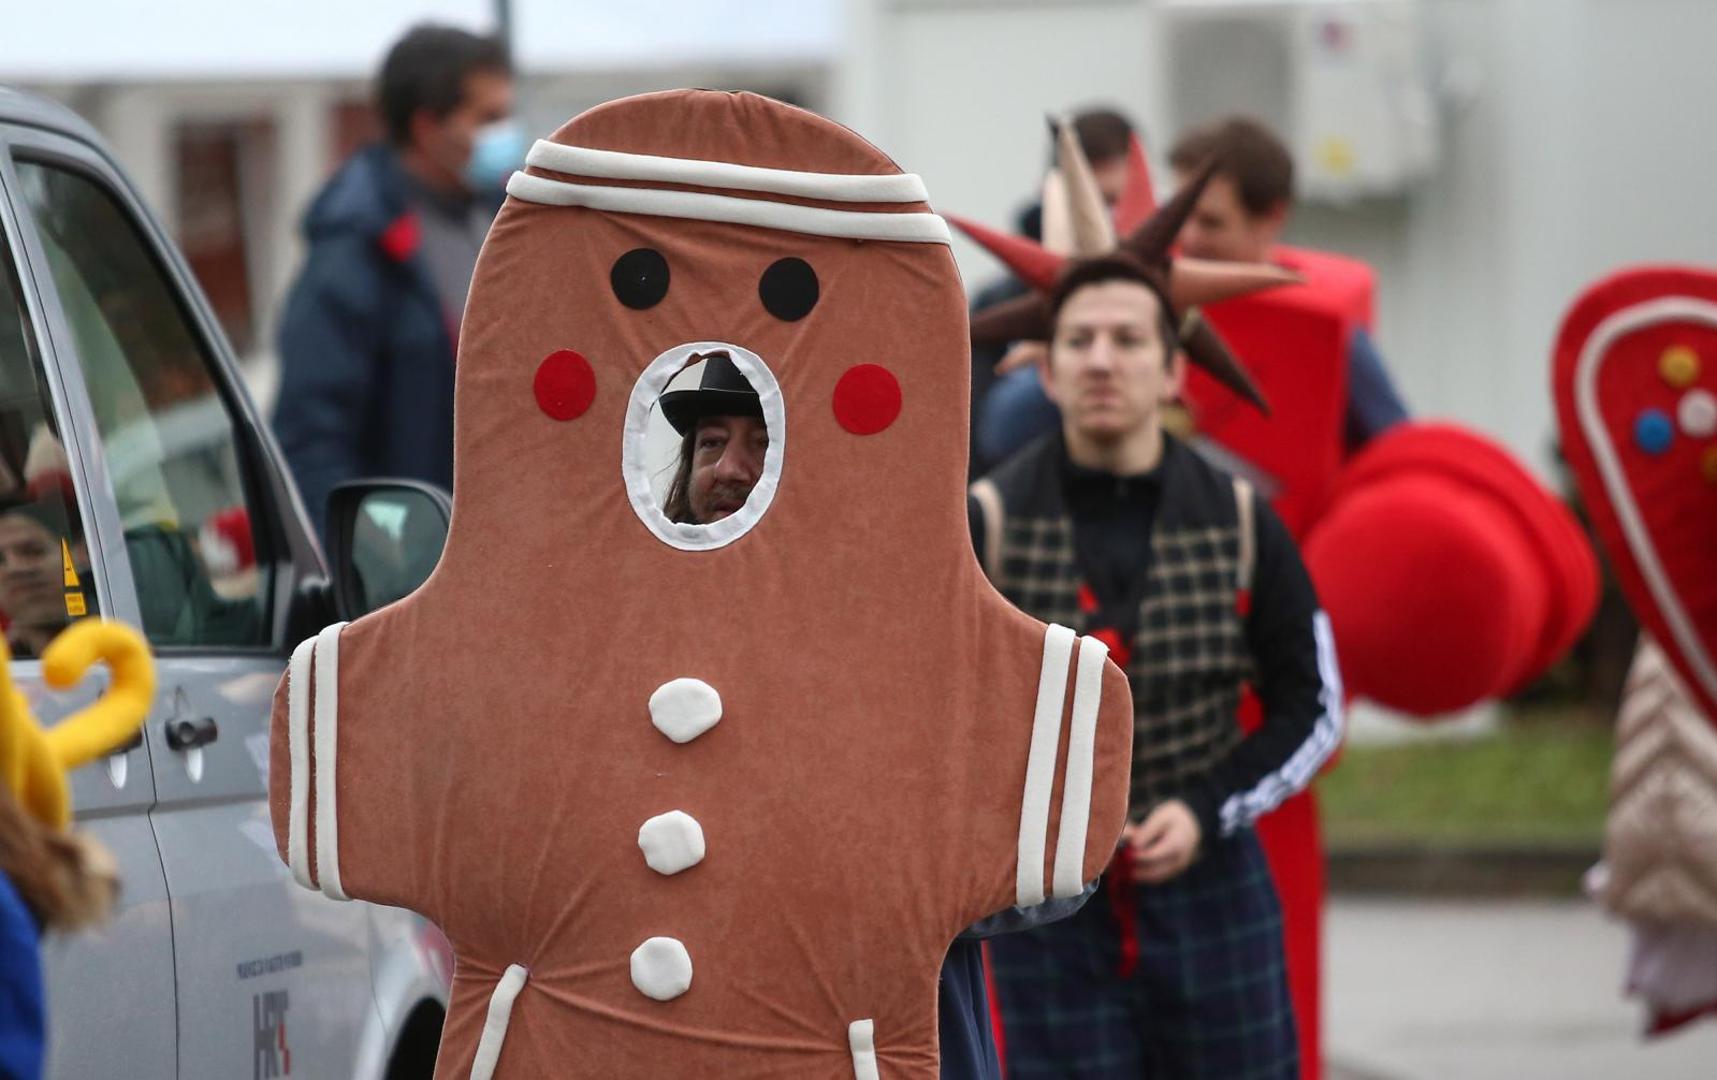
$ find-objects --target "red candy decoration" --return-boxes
[832,364,902,435]
[534,350,596,421]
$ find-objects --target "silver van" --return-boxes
[0,88,453,1077]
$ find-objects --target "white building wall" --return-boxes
[835,0,1717,479]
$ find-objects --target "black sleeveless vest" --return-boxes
[972,434,1255,820]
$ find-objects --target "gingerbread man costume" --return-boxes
[268,90,1133,1079]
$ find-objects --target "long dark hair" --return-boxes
[661,429,697,523]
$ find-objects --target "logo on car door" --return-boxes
[253,990,291,1078]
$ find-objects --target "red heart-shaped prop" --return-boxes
[1552,266,1717,723]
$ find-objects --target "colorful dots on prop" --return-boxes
[758,257,820,322]
[534,350,596,421]
[649,678,722,743]
[1553,266,1717,726]
[1634,409,1674,455]
[630,937,694,1001]
[832,364,902,435]
[1679,388,1717,438]
[1659,345,1701,388]
[638,811,706,876]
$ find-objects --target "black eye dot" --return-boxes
[610,248,670,310]
[758,257,819,322]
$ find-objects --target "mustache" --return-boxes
[707,481,755,506]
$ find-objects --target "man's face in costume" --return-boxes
[1174,172,1286,265]
[687,414,769,524]
[1043,279,1182,442]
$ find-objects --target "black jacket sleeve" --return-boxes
[272,234,384,538]
[1173,493,1344,844]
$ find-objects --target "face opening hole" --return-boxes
[625,342,784,551]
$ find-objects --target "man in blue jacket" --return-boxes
[273,24,517,536]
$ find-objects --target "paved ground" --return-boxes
[1326,898,1717,1079]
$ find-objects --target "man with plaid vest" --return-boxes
[969,252,1343,1078]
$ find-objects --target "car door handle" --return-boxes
[164,715,219,751]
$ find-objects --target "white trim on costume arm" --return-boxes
[1016,624,1076,907]
[1051,634,1108,898]
[285,635,317,891]
[312,621,351,900]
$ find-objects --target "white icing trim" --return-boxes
[1219,610,1345,834]
[506,174,951,245]
[1017,623,1076,907]
[848,1019,881,1080]
[524,141,930,203]
[622,341,785,551]
[312,621,350,901]
[1575,297,1717,708]
[1051,635,1108,898]
[469,964,529,1080]
[285,635,317,891]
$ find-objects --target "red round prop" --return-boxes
[534,349,596,421]
[1323,422,1599,694]
[832,364,902,435]
[1306,474,1545,715]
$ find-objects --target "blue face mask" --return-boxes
[464,121,527,194]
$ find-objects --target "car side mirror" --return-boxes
[326,480,452,621]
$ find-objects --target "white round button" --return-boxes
[638,811,706,875]
[649,678,722,743]
[1679,388,1717,438]
[630,936,693,1001]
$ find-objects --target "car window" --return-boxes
[15,159,268,648]
[0,212,100,658]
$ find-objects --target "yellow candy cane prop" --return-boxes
[0,620,156,831]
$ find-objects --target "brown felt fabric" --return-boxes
[268,90,1132,1078]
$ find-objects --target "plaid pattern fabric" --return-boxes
[988,830,1298,1079]
[990,495,1252,819]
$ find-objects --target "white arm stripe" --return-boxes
[1219,610,1345,834]
[1052,634,1108,898]
[469,964,530,1080]
[524,140,931,203]
[1018,623,1076,907]
[312,621,350,901]
[506,174,952,245]
[285,635,317,891]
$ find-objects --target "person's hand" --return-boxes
[993,340,1047,375]
[1124,800,1201,884]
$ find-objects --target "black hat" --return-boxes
[658,352,763,436]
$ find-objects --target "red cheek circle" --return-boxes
[534,349,596,421]
[832,364,902,435]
